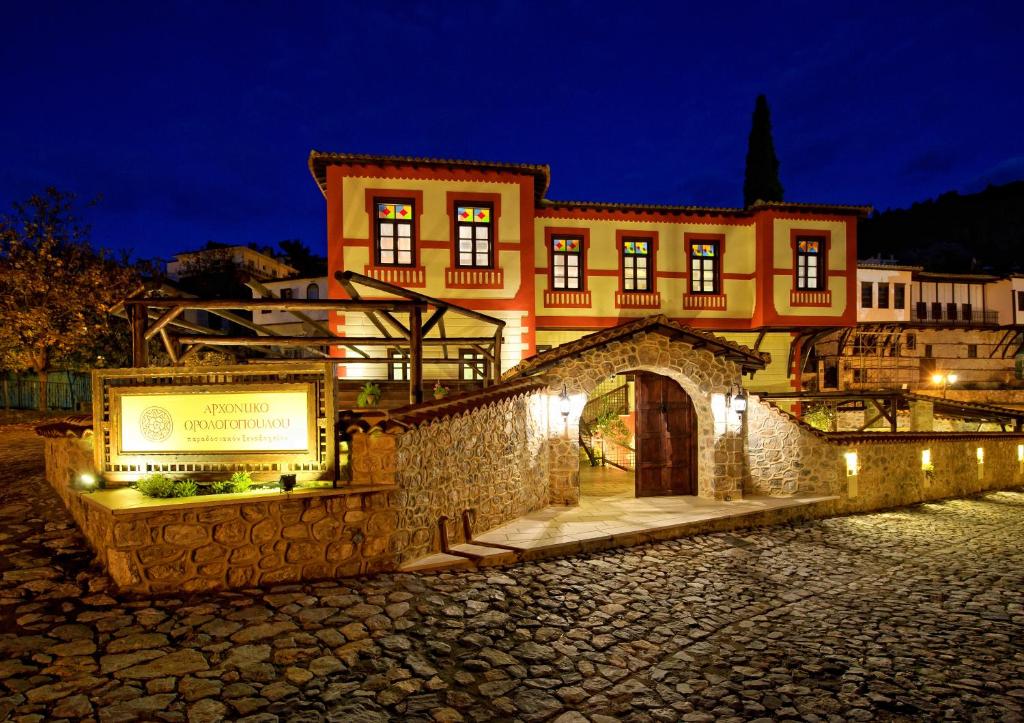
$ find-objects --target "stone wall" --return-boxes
[745,398,842,497]
[41,435,398,594]
[543,332,746,501]
[837,437,1023,513]
[391,393,549,559]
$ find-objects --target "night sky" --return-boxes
[2,1,1022,261]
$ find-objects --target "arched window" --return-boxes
[306,283,320,300]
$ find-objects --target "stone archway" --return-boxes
[542,330,747,504]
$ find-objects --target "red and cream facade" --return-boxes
[311,152,868,391]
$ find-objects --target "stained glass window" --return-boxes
[551,236,583,290]
[689,241,719,294]
[796,236,824,290]
[455,204,493,268]
[375,200,415,266]
[622,237,651,292]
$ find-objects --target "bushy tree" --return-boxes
[0,188,140,407]
[743,94,784,207]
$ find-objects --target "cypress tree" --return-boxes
[743,94,784,207]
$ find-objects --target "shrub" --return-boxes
[357,382,382,408]
[228,470,252,493]
[135,474,198,499]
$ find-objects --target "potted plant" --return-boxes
[432,381,449,400]
[356,381,381,408]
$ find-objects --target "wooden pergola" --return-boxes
[112,272,506,404]
[756,390,1024,432]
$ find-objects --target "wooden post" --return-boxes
[491,329,502,386]
[409,306,423,404]
[889,398,898,432]
[130,302,149,367]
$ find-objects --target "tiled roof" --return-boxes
[503,315,769,380]
[539,199,872,218]
[307,151,869,217]
[341,377,549,431]
[308,151,551,201]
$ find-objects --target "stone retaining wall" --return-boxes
[836,437,1023,513]
[746,398,842,497]
[87,488,397,594]
[391,393,549,558]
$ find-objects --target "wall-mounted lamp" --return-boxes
[731,386,748,415]
[558,385,571,418]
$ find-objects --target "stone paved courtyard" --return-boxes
[1,428,1023,722]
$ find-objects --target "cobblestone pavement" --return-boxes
[1,430,1023,723]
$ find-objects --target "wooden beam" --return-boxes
[178,343,204,364]
[338,277,402,341]
[336,270,505,328]
[144,306,184,341]
[438,317,449,360]
[174,335,496,347]
[130,302,149,367]
[421,307,447,336]
[409,306,423,404]
[123,298,426,312]
[492,329,502,385]
[158,328,179,365]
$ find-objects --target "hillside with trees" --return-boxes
[859,181,1024,274]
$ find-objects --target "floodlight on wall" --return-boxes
[843,451,859,477]
[558,385,571,418]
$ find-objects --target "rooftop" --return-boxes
[308,151,871,218]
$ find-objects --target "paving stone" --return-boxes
[1,431,1024,721]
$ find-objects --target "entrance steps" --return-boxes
[398,552,475,573]
[447,542,518,567]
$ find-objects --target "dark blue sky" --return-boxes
[2,1,1022,261]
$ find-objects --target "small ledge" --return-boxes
[82,483,397,516]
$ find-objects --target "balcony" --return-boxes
[911,302,998,326]
[615,290,661,309]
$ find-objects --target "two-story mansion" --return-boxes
[311,151,869,391]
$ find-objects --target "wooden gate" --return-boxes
[634,372,697,496]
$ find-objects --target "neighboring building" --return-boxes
[812,264,1024,394]
[251,276,328,330]
[309,151,870,391]
[167,245,297,282]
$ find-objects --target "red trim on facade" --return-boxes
[536,315,766,331]
[587,269,619,277]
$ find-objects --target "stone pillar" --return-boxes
[909,400,934,431]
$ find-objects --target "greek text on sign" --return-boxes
[119,389,310,453]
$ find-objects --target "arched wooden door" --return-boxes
[634,372,697,496]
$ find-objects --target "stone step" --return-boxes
[448,543,519,567]
[398,553,476,574]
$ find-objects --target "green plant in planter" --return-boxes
[357,382,382,408]
[135,474,198,499]
[432,381,449,400]
[208,470,254,495]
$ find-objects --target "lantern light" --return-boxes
[732,388,748,415]
[558,385,571,418]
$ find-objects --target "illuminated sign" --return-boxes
[118,387,311,454]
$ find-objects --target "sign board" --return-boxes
[117,388,310,454]
[93,363,335,483]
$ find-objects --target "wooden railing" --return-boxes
[682,293,727,310]
[615,290,661,309]
[790,289,832,307]
[363,265,426,287]
[544,289,592,308]
[445,267,504,288]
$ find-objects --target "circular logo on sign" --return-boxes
[139,406,173,442]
